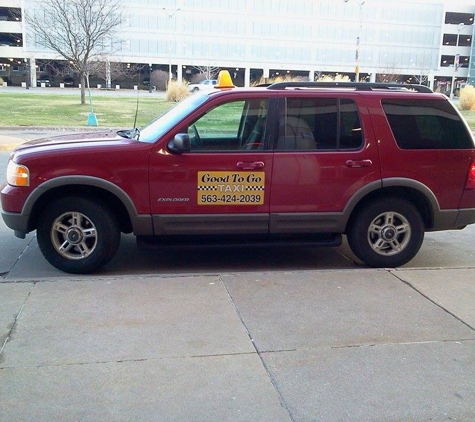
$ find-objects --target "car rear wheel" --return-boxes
[37,197,120,274]
[347,197,424,268]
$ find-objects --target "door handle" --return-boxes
[345,159,373,168]
[236,161,265,170]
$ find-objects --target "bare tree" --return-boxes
[26,0,123,104]
[151,70,170,91]
[376,72,401,83]
[376,64,401,83]
[88,59,143,88]
[192,65,220,81]
[412,73,429,86]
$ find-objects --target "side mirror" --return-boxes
[168,133,191,154]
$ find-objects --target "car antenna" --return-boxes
[133,69,141,130]
[133,89,140,130]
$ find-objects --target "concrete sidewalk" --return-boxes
[1,268,474,421]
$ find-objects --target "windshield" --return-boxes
[138,94,209,143]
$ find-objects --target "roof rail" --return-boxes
[266,81,433,93]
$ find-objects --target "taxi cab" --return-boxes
[2,71,475,273]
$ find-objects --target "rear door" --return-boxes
[269,93,381,233]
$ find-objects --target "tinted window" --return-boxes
[382,99,473,149]
[277,97,363,150]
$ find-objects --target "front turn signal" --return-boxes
[7,160,30,187]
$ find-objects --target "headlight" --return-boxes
[7,160,30,187]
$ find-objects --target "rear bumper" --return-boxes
[455,208,475,228]
[430,208,475,231]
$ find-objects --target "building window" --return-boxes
[441,55,454,67]
[445,12,474,26]
[0,33,23,47]
[443,34,457,46]
[0,7,21,22]
[458,35,472,47]
[440,55,470,68]
[443,33,472,47]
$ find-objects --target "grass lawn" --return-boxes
[0,92,174,128]
[1,91,475,132]
[460,110,475,131]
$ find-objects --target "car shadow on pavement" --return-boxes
[4,234,359,279]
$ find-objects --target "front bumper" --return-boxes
[1,210,30,238]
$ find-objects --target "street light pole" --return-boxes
[163,7,180,83]
[451,22,464,99]
[344,0,365,82]
[356,1,365,82]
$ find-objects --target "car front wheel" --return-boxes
[347,197,424,268]
[37,197,120,274]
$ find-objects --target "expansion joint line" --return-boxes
[391,271,475,332]
[218,275,297,422]
[0,283,36,358]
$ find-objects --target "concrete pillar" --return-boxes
[177,63,183,84]
[244,67,250,87]
[428,70,434,91]
[30,58,36,88]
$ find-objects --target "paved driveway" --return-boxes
[1,128,475,421]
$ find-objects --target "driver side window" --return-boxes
[188,98,268,151]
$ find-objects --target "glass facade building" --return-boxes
[0,0,474,91]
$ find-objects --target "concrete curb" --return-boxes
[0,127,122,151]
[0,144,21,151]
[0,126,120,132]
[0,135,29,150]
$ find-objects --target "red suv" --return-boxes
[2,73,475,273]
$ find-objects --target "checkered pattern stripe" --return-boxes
[198,186,218,191]
[245,186,265,191]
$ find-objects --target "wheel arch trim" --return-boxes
[380,177,440,212]
[22,176,152,235]
[342,178,440,226]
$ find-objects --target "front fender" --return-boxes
[20,176,153,235]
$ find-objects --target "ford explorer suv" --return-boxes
[2,71,475,273]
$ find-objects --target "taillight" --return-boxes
[466,160,475,189]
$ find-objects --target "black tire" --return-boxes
[37,197,120,274]
[347,197,424,268]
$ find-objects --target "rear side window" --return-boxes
[276,97,363,151]
[382,99,473,149]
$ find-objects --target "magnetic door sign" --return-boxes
[197,171,265,205]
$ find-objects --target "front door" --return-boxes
[149,96,274,235]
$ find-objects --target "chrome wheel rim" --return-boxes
[50,212,97,260]
[367,211,411,256]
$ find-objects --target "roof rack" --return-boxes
[265,81,433,93]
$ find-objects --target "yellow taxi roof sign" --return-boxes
[215,70,235,89]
